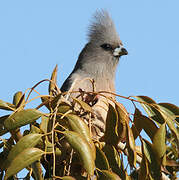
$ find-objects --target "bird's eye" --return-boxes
[100,43,112,51]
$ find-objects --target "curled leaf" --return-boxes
[49,65,59,96]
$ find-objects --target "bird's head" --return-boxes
[87,10,128,61]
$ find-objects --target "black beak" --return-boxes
[120,48,128,56]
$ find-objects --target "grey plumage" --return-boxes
[61,10,127,138]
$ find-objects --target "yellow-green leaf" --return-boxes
[4,148,44,180]
[0,99,15,111]
[4,109,42,130]
[152,123,166,159]
[104,104,119,145]
[63,131,95,176]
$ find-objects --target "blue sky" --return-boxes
[0,0,178,108]
[0,0,178,178]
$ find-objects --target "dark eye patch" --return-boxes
[100,43,113,51]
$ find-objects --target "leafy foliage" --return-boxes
[0,66,178,180]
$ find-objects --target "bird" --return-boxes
[61,9,128,139]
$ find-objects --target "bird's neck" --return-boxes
[82,60,118,93]
[84,57,118,79]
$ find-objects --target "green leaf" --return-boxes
[31,160,43,180]
[131,108,143,139]
[142,140,161,179]
[142,140,153,164]
[4,148,45,180]
[102,144,121,175]
[72,97,92,113]
[99,170,121,180]
[135,96,165,124]
[157,104,179,141]
[65,114,91,141]
[152,123,166,159]
[95,146,110,170]
[4,109,42,130]
[44,139,61,155]
[57,102,72,114]
[132,109,158,141]
[40,95,51,110]
[104,104,119,145]
[63,131,95,176]
[0,115,9,135]
[158,103,179,122]
[13,91,25,108]
[138,142,149,180]
[0,100,15,111]
[126,123,136,167]
[40,115,49,133]
[60,176,76,180]
[65,114,96,159]
[116,102,128,141]
[4,133,43,169]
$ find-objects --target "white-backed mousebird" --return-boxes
[61,9,128,139]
